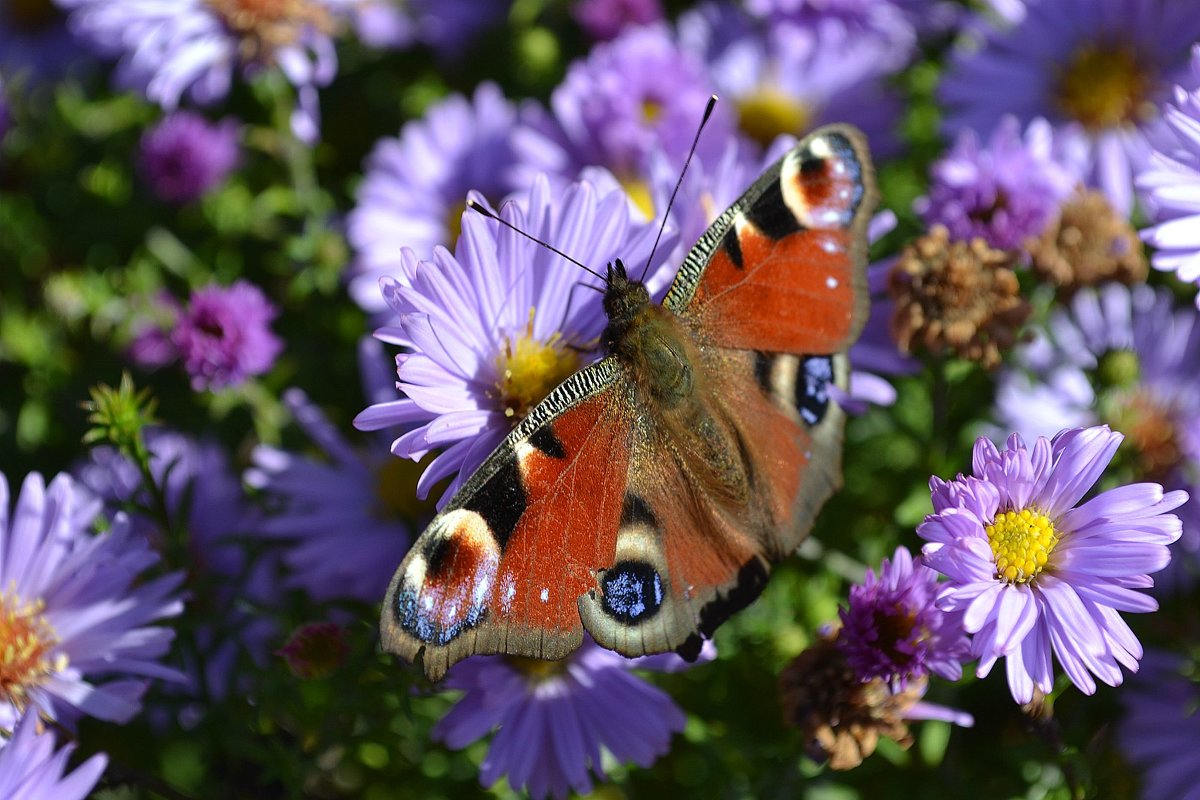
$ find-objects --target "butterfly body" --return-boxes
[383,126,876,680]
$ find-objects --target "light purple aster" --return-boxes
[939,0,1200,215]
[131,280,282,391]
[572,0,663,41]
[138,111,240,203]
[346,83,520,315]
[836,546,970,688]
[76,429,281,702]
[349,0,511,55]
[60,0,351,142]
[513,23,735,187]
[916,116,1085,250]
[993,284,1200,575]
[0,471,185,730]
[743,0,917,61]
[245,339,419,603]
[353,175,674,505]
[918,425,1188,704]
[1118,650,1200,800]
[433,639,698,799]
[1139,47,1200,303]
[0,711,107,800]
[678,2,905,159]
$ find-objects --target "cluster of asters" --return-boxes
[2,0,1200,797]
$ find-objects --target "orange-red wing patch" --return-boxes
[489,394,629,635]
[691,225,859,354]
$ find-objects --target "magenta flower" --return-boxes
[0,711,107,800]
[131,281,282,391]
[0,472,185,730]
[919,425,1188,703]
[138,111,240,203]
[837,546,970,687]
[434,640,698,799]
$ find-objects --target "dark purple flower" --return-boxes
[0,710,107,800]
[138,111,239,203]
[916,116,1083,250]
[1118,650,1200,800]
[837,546,970,687]
[919,425,1188,703]
[572,0,663,41]
[940,0,1200,214]
[434,640,697,799]
[172,281,282,391]
[0,0,81,81]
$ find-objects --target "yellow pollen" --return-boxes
[619,176,656,221]
[373,456,438,522]
[985,508,1059,583]
[444,199,468,249]
[495,311,581,424]
[0,590,65,710]
[737,87,812,148]
[641,99,664,124]
[205,0,333,57]
[1057,45,1153,131]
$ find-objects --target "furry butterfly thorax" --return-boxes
[382,125,877,681]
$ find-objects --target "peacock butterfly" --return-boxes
[380,125,876,681]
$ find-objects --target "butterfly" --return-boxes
[381,125,876,681]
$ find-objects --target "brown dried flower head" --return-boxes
[888,225,1030,369]
[1026,189,1147,297]
[778,636,924,770]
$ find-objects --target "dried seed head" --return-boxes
[1026,190,1147,298]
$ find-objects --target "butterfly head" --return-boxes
[601,259,652,351]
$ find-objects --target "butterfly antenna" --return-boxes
[467,200,608,285]
[640,94,719,282]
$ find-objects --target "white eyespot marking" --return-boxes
[808,136,833,159]
[826,276,838,289]
[540,588,549,603]
[500,575,517,613]
[423,596,433,610]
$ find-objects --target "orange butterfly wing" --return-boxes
[381,126,875,679]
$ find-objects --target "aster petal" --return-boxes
[1037,426,1122,517]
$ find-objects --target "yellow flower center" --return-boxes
[494,312,581,423]
[620,176,656,221]
[986,508,1059,583]
[0,590,65,710]
[737,87,812,149]
[374,456,437,521]
[444,199,468,249]
[642,99,664,124]
[9,0,59,32]
[206,0,332,57]
[506,655,568,682]
[1056,45,1153,131]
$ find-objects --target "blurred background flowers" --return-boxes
[1,0,1199,798]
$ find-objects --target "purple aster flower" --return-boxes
[572,0,663,41]
[350,0,511,56]
[61,0,349,142]
[916,116,1085,250]
[353,175,674,505]
[346,83,520,315]
[513,23,735,187]
[918,425,1188,704]
[743,0,917,60]
[993,284,1200,573]
[0,711,107,800]
[1139,47,1200,303]
[837,546,970,687]
[76,429,280,702]
[0,471,185,730]
[245,340,421,603]
[939,0,1200,215]
[678,2,904,158]
[132,281,282,391]
[1118,650,1200,800]
[433,639,697,799]
[138,111,240,203]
